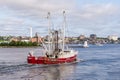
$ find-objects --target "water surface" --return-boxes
[0,44,120,80]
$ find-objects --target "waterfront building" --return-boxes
[30,33,42,44]
[108,35,118,41]
[90,34,97,40]
[79,35,86,40]
[10,36,30,42]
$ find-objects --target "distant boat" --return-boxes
[83,41,89,48]
[95,43,103,46]
[68,41,89,48]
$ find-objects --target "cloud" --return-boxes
[0,0,76,16]
[0,0,120,37]
[74,3,119,19]
[1,1,118,21]
[66,3,120,27]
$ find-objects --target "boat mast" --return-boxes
[47,12,51,54]
[54,31,59,51]
[62,11,66,51]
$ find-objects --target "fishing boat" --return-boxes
[27,11,78,64]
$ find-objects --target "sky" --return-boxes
[0,0,120,37]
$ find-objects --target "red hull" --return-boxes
[27,55,77,64]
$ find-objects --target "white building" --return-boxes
[108,35,118,41]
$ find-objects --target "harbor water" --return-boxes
[0,44,120,80]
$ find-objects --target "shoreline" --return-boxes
[0,46,41,48]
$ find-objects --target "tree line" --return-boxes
[0,41,38,47]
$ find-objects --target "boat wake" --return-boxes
[0,59,81,75]
[0,62,47,75]
[0,63,29,75]
[0,58,82,80]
